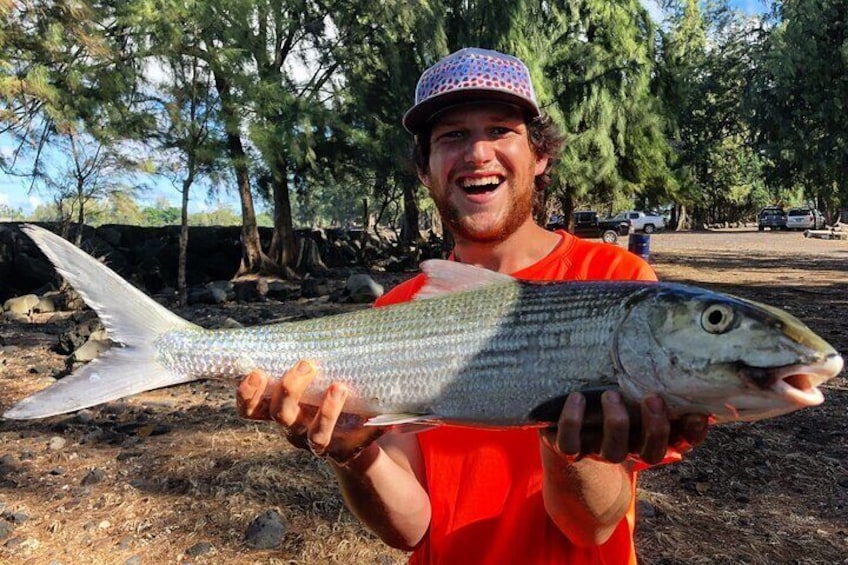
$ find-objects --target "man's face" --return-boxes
[419,102,548,243]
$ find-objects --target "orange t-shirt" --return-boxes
[374,232,659,564]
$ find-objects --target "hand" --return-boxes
[540,390,709,465]
[236,361,385,464]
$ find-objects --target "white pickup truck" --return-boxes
[608,210,666,233]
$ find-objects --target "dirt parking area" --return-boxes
[0,228,846,564]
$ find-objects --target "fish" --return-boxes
[3,224,843,426]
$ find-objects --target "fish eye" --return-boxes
[701,303,735,334]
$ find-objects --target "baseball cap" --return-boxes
[402,47,541,135]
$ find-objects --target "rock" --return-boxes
[3,294,39,316]
[234,278,268,302]
[49,467,66,476]
[218,318,244,329]
[75,410,95,424]
[48,436,67,451]
[34,295,56,313]
[124,556,142,565]
[188,281,233,305]
[345,274,384,303]
[0,521,13,540]
[73,339,110,363]
[185,541,214,557]
[244,510,288,550]
[55,315,104,355]
[266,280,300,301]
[301,278,330,299]
[636,499,657,519]
[7,512,28,524]
[81,468,106,486]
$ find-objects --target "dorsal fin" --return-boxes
[416,260,514,300]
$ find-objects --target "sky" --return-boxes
[0,0,769,216]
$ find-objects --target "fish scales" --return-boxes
[156,280,646,422]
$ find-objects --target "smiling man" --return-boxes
[237,48,708,564]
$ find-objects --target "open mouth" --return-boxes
[458,175,504,195]
[767,353,842,406]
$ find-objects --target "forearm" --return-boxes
[332,440,431,550]
[540,443,634,547]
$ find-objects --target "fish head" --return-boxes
[614,285,843,423]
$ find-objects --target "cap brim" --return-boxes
[402,89,541,135]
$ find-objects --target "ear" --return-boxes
[534,155,549,177]
[418,169,432,188]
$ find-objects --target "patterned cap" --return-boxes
[403,47,541,135]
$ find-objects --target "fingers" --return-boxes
[237,370,271,420]
[269,360,317,427]
[553,392,586,458]
[546,390,706,466]
[599,390,630,463]
[638,395,671,465]
[306,383,349,455]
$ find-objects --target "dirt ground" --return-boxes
[0,229,846,565]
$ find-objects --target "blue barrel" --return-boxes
[628,233,651,261]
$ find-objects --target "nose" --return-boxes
[464,134,495,165]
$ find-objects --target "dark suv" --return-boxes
[758,207,786,231]
[547,211,630,243]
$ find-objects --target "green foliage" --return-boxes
[545,0,675,210]
[3,0,847,236]
[750,0,848,214]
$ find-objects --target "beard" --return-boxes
[434,178,536,244]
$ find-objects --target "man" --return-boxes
[237,48,708,563]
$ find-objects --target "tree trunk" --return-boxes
[178,168,194,307]
[268,155,296,272]
[74,185,85,246]
[674,204,688,231]
[559,191,575,232]
[213,73,268,276]
[399,178,422,245]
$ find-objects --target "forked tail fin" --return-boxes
[4,225,200,419]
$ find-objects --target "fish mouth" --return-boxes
[752,353,843,407]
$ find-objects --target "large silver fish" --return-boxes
[3,225,842,425]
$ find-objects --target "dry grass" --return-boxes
[1,229,847,564]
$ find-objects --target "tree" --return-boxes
[145,0,228,304]
[750,0,848,218]
[0,0,147,239]
[544,0,675,220]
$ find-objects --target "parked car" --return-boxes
[758,206,787,231]
[785,207,826,230]
[547,211,630,243]
[608,210,666,233]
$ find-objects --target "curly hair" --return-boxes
[412,112,563,193]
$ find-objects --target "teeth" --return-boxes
[459,176,502,188]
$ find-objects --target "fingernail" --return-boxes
[604,390,622,405]
[565,392,585,409]
[330,384,347,402]
[243,372,261,396]
[295,360,313,375]
[646,395,664,415]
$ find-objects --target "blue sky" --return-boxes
[1,0,769,216]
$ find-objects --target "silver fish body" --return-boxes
[3,225,843,424]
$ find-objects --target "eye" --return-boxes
[434,129,464,141]
[701,303,735,334]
